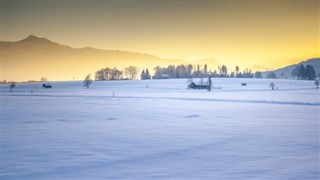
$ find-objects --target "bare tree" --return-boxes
[315,78,319,89]
[235,66,239,77]
[220,65,228,77]
[125,66,139,80]
[208,76,212,91]
[9,82,16,92]
[111,68,123,80]
[83,74,93,88]
[270,82,275,90]
[40,77,48,82]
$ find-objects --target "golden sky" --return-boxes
[2,0,319,70]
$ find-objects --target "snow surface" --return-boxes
[1,78,320,179]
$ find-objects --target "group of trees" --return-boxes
[140,69,151,80]
[94,64,265,80]
[95,66,139,81]
[152,64,193,79]
[262,64,317,80]
[291,64,316,80]
[152,64,262,79]
[95,67,123,80]
[267,72,278,79]
[211,66,262,78]
[94,63,318,81]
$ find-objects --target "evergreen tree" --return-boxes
[298,64,306,80]
[230,72,235,78]
[254,71,262,78]
[140,69,146,80]
[291,65,299,79]
[153,66,162,79]
[204,64,208,76]
[140,69,151,80]
[235,66,240,77]
[221,65,228,77]
[145,69,151,79]
[305,64,316,80]
[267,72,278,79]
[187,64,193,78]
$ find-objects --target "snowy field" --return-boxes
[1,78,319,179]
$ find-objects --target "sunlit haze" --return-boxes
[1,0,319,81]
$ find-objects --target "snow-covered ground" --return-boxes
[1,78,319,179]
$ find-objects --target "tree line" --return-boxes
[151,64,262,79]
[95,64,263,81]
[291,64,317,80]
[95,63,318,81]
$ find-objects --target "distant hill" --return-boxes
[2,35,318,81]
[1,35,196,81]
[261,58,320,79]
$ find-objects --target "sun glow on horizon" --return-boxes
[1,0,319,81]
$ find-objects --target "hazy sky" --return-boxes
[2,0,319,69]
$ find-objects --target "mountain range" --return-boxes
[1,35,319,81]
[1,35,220,81]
